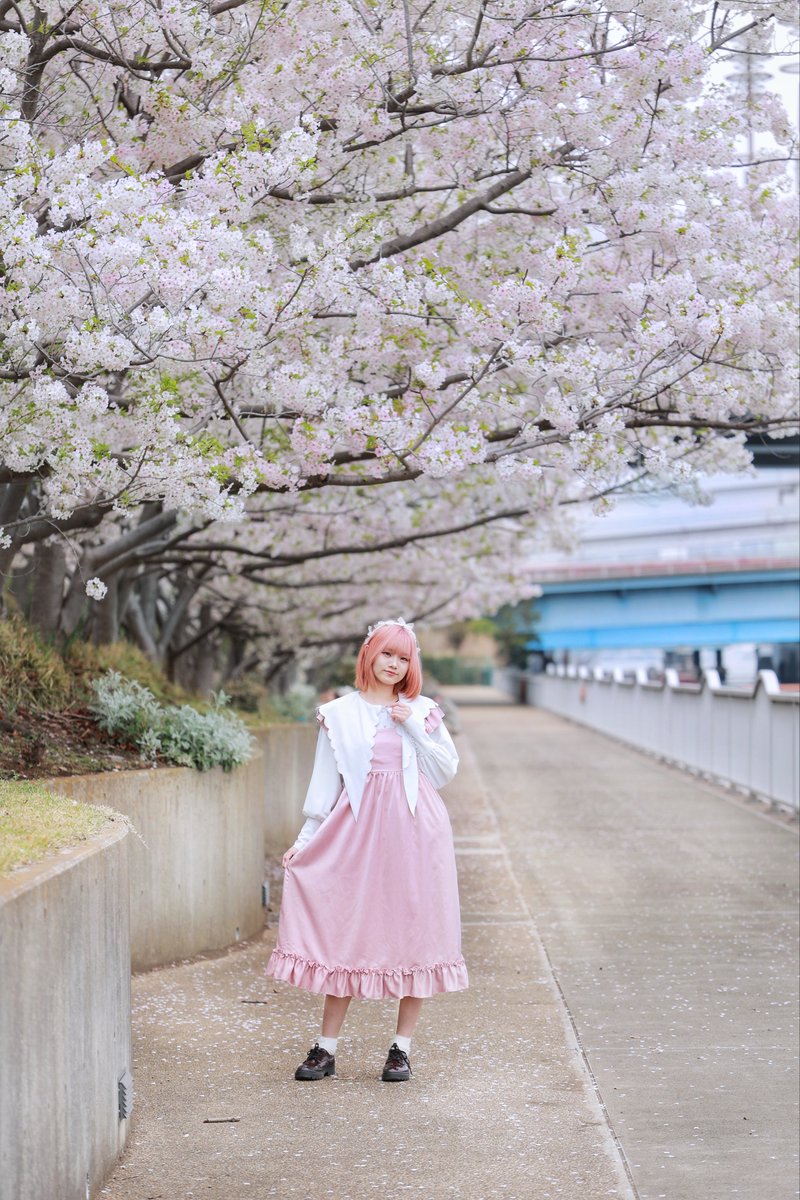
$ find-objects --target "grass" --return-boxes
[65,638,193,706]
[0,778,115,875]
[0,612,192,716]
[0,614,73,712]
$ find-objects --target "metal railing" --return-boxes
[496,666,799,813]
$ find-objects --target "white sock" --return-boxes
[317,1035,337,1055]
[392,1035,411,1055]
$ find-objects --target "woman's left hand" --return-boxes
[390,702,412,724]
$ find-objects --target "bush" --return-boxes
[157,699,255,771]
[90,672,254,772]
[267,684,318,723]
[90,672,162,743]
[420,656,493,685]
[221,675,269,714]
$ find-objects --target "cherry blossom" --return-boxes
[85,578,109,601]
[0,1,796,679]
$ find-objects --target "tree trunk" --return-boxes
[0,481,31,593]
[124,591,159,661]
[0,480,30,526]
[193,646,217,697]
[158,574,201,663]
[91,573,120,645]
[59,556,95,640]
[28,541,68,637]
[137,570,159,639]
[181,604,217,695]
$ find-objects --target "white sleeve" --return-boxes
[402,713,459,789]
[293,815,323,849]
[292,726,342,848]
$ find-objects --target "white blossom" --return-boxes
[85,578,109,601]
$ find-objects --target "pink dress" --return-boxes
[266,709,469,999]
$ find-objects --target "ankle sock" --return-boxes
[392,1035,411,1055]
[317,1035,337,1055]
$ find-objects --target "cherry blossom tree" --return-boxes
[0,1,797,681]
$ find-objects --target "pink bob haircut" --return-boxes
[355,622,423,700]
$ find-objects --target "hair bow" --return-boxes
[363,617,419,649]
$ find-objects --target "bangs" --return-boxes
[380,629,416,659]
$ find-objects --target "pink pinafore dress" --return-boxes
[267,707,468,998]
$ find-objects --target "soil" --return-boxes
[0,707,161,781]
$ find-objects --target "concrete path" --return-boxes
[100,703,798,1200]
[437,685,514,707]
[100,716,633,1200]
[459,705,799,1200]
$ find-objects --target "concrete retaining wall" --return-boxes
[517,666,800,812]
[46,749,267,971]
[0,821,132,1200]
[0,725,318,1199]
[256,724,317,853]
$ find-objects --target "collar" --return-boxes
[317,692,436,819]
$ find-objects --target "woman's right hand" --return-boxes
[282,845,299,868]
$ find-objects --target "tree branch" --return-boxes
[91,510,179,572]
[170,505,530,569]
[349,168,532,267]
[5,503,109,548]
[37,37,189,71]
[709,15,775,53]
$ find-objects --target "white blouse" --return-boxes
[292,691,459,848]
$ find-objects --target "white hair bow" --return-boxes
[363,617,419,649]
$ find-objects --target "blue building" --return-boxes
[525,468,800,684]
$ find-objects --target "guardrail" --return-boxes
[503,667,799,812]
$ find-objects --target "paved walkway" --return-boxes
[460,705,799,1200]
[100,704,798,1200]
[435,685,515,707]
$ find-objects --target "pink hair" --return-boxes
[355,622,423,700]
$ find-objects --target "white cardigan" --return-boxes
[293,691,459,848]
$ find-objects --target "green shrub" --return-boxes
[221,676,269,714]
[90,672,162,743]
[156,698,255,770]
[89,672,254,772]
[420,656,493,685]
[267,684,318,723]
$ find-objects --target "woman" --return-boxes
[266,618,468,1082]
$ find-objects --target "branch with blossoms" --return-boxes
[0,0,797,687]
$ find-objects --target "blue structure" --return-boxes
[520,468,800,681]
[529,568,800,653]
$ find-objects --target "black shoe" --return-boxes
[294,1043,336,1080]
[381,1043,412,1082]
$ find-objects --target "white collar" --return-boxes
[317,691,436,819]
